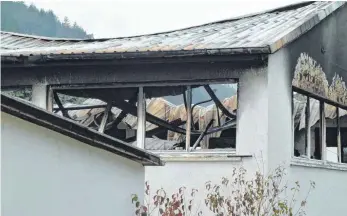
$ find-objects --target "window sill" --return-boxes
[149,150,251,162]
[291,157,347,171]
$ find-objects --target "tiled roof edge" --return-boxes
[268,1,345,53]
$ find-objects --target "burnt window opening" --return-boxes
[52,87,140,144]
[292,90,347,164]
[51,82,238,152]
[324,109,347,163]
[2,87,32,101]
[293,92,309,158]
[293,93,322,159]
[144,82,238,151]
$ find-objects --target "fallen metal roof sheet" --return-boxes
[0,1,345,57]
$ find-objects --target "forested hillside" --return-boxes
[1,1,92,103]
[1,1,93,39]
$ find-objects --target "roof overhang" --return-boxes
[1,47,269,66]
[1,93,164,166]
[1,52,267,89]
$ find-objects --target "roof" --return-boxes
[1,1,345,59]
[1,93,164,166]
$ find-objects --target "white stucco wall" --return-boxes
[145,158,245,214]
[236,67,269,170]
[289,165,347,216]
[1,113,144,216]
[267,48,293,169]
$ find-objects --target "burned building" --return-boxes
[2,2,347,215]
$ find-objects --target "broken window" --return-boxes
[292,89,347,164]
[292,92,322,160]
[2,87,32,101]
[50,82,238,152]
[52,87,139,144]
[143,82,238,151]
[293,92,308,158]
[142,85,188,150]
[322,106,347,163]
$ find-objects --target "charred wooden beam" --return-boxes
[112,99,236,135]
[112,94,137,130]
[205,119,236,135]
[191,119,214,150]
[53,104,107,112]
[125,119,185,142]
[183,89,188,111]
[204,85,236,119]
[53,91,70,118]
[191,99,213,129]
[98,102,112,133]
[112,99,189,135]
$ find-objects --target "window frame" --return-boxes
[292,86,346,164]
[137,79,239,152]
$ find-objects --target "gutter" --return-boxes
[1,47,270,66]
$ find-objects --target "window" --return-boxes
[293,94,321,159]
[52,81,238,153]
[143,82,238,151]
[52,87,140,144]
[292,90,347,164]
[2,87,32,101]
[293,92,308,158]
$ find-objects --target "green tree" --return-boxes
[0,1,93,39]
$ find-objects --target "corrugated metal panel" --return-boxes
[0,1,344,57]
